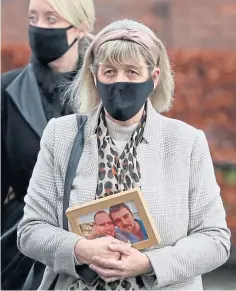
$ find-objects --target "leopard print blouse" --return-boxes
[68,107,147,291]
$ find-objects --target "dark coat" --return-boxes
[1,64,56,290]
[1,64,49,204]
[1,63,76,290]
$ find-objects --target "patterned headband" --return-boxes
[93,29,159,65]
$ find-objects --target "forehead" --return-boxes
[29,0,55,13]
[111,207,131,218]
[96,39,150,68]
[95,213,112,224]
[99,62,147,69]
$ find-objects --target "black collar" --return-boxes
[31,58,77,102]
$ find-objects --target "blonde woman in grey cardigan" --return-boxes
[17,19,230,290]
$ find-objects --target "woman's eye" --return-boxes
[104,69,115,76]
[29,16,37,24]
[47,16,57,24]
[129,70,139,75]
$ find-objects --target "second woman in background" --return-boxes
[1,0,95,289]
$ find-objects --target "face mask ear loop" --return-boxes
[68,37,78,49]
[66,25,79,49]
[66,25,74,30]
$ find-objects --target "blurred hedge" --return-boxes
[167,50,236,164]
[1,45,236,245]
[1,44,31,73]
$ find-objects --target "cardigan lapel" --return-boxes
[137,101,166,199]
[142,99,165,144]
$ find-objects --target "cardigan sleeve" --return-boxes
[142,130,231,289]
[17,118,83,278]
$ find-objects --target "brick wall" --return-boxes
[2,0,236,49]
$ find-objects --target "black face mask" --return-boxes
[28,25,77,64]
[97,79,154,121]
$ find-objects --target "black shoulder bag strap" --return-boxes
[63,114,87,230]
[51,114,98,289]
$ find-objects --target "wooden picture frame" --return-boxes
[66,188,160,250]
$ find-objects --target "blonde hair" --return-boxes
[69,19,174,113]
[48,0,95,33]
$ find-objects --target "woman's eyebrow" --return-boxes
[45,10,60,16]
[29,9,59,16]
[125,65,143,71]
[100,65,115,71]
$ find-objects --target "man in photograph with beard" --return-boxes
[109,203,148,243]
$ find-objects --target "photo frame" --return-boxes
[66,188,160,250]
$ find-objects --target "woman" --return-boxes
[18,19,230,290]
[1,0,95,289]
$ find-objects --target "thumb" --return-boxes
[108,242,132,255]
